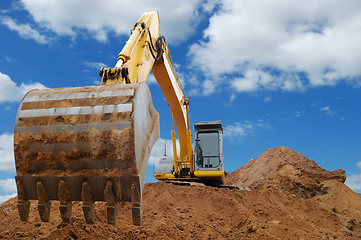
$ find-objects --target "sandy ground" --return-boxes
[1,146,361,239]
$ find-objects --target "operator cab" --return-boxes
[193,121,224,183]
[153,120,225,184]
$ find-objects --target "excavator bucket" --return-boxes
[14,82,159,225]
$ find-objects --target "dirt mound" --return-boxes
[225,146,346,195]
[1,146,361,239]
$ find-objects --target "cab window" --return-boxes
[195,131,220,168]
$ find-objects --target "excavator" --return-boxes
[13,10,224,226]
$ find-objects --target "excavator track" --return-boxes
[163,180,241,190]
[14,82,159,225]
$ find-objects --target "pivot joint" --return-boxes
[99,67,130,85]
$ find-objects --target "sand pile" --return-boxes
[225,146,346,188]
[1,146,360,239]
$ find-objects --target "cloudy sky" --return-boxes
[0,0,360,202]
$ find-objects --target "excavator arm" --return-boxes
[99,10,193,178]
[152,49,193,177]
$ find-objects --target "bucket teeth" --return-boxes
[81,181,95,224]
[105,181,118,225]
[58,180,72,223]
[17,201,30,222]
[16,181,30,221]
[106,204,118,225]
[36,181,51,222]
[131,183,143,226]
[132,202,143,226]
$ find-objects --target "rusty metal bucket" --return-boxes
[14,82,159,225]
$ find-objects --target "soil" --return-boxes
[1,146,361,239]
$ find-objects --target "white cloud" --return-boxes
[0,178,16,193]
[0,16,49,44]
[190,0,361,94]
[223,119,266,139]
[345,161,361,192]
[4,56,15,63]
[224,123,246,138]
[320,106,335,116]
[357,161,361,170]
[295,110,304,118]
[19,0,204,43]
[146,73,157,85]
[0,72,47,103]
[0,133,16,171]
[0,193,16,204]
[188,88,200,96]
[230,69,306,93]
[92,80,101,86]
[232,77,258,93]
[346,174,361,192]
[202,79,218,95]
[84,61,108,69]
[264,96,272,102]
[202,0,221,13]
[229,93,236,102]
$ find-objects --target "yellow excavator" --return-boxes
[14,10,224,226]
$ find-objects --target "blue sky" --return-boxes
[0,0,360,202]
